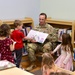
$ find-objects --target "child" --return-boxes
[42,53,60,75]
[0,24,15,63]
[51,33,73,70]
[11,20,35,68]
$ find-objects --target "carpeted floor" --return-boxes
[32,69,42,75]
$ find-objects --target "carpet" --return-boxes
[32,69,42,75]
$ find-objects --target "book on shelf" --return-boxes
[67,29,72,36]
[25,26,32,35]
[58,29,67,42]
[20,28,26,36]
[58,28,72,42]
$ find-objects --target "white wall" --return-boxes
[40,0,75,20]
[1,0,75,25]
[0,0,40,25]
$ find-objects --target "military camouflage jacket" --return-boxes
[33,23,58,42]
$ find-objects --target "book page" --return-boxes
[27,29,48,43]
[0,60,9,67]
[0,60,16,70]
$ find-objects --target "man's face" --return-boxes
[39,15,46,25]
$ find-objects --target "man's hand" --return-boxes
[30,39,36,43]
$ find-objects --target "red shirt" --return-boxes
[11,30,25,50]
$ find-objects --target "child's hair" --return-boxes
[42,53,54,69]
[61,33,73,51]
[0,24,10,37]
[50,72,70,75]
[14,20,22,28]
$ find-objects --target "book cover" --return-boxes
[27,29,48,43]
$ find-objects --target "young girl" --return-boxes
[42,53,60,75]
[0,24,15,63]
[51,33,73,70]
[42,53,73,75]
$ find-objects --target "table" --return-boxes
[0,67,34,75]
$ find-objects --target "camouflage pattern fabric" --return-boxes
[27,23,58,62]
[34,24,58,42]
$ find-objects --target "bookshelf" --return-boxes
[46,18,75,48]
[3,17,34,29]
[0,20,3,26]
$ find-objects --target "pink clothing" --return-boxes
[54,54,72,70]
[0,38,14,63]
[53,44,73,70]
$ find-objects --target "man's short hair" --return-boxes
[40,13,47,19]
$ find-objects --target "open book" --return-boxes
[27,29,48,43]
[0,60,16,70]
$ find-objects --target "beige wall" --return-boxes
[40,0,75,20]
[0,0,40,25]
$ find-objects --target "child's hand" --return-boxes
[13,41,16,44]
[50,51,54,55]
[61,63,65,68]
[11,39,16,44]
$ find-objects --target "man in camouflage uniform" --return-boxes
[26,13,58,71]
